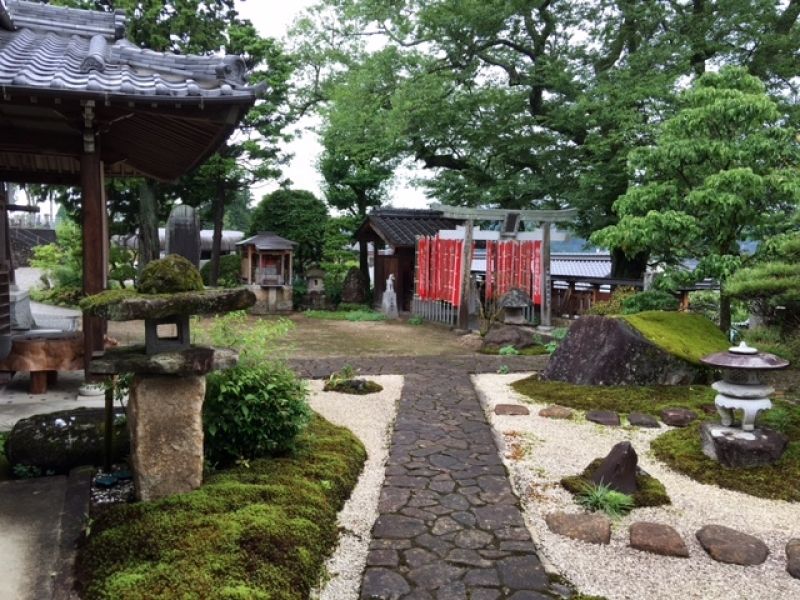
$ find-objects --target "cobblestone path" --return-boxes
[291,355,566,599]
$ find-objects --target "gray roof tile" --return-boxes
[359,209,463,247]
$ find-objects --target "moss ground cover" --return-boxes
[304,309,385,322]
[618,311,729,365]
[77,415,366,599]
[561,458,670,508]
[479,345,549,356]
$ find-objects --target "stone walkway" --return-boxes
[292,355,567,599]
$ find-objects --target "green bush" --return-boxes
[499,345,520,356]
[137,254,204,294]
[621,290,679,314]
[576,482,635,519]
[29,286,83,308]
[337,303,370,312]
[204,363,311,466]
[201,254,243,288]
[585,287,637,315]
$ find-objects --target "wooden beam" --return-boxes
[430,203,578,224]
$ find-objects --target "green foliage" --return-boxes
[201,254,242,288]
[304,309,385,322]
[497,365,510,375]
[76,415,366,600]
[136,254,204,294]
[204,363,311,466]
[621,290,679,314]
[744,328,800,365]
[619,311,729,364]
[195,312,294,367]
[499,345,520,356]
[29,286,83,308]
[109,245,136,289]
[480,345,549,356]
[337,303,371,312]
[408,316,424,326]
[585,287,637,316]
[561,458,670,510]
[575,482,635,519]
[30,220,83,290]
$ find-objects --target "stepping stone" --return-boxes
[544,512,611,545]
[373,514,427,539]
[695,524,769,565]
[539,405,573,419]
[787,539,800,579]
[586,410,620,426]
[629,522,689,557]
[495,404,530,416]
[627,412,660,428]
[361,567,410,598]
[660,408,697,427]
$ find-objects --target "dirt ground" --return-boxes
[107,313,482,359]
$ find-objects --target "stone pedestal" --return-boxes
[701,422,788,469]
[10,288,33,330]
[128,374,205,501]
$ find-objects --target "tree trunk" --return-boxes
[137,180,160,277]
[610,248,649,281]
[209,183,225,287]
[719,291,732,335]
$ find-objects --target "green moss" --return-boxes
[480,345,549,356]
[618,311,729,365]
[304,309,385,321]
[77,415,366,600]
[651,422,800,502]
[323,379,384,394]
[511,377,715,415]
[561,458,671,508]
[137,254,205,294]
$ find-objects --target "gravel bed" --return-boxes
[473,373,800,600]
[308,375,401,600]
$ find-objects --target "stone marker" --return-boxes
[787,539,800,579]
[586,410,620,426]
[539,405,573,419]
[341,266,368,304]
[629,522,689,558]
[627,412,660,428]
[660,408,697,427]
[495,404,530,416]
[700,423,788,468]
[590,441,638,494]
[544,512,611,545]
[165,205,201,267]
[695,524,769,566]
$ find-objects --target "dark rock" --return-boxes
[627,412,660,428]
[497,555,548,590]
[539,405,573,419]
[787,539,800,579]
[474,505,526,530]
[454,530,493,549]
[367,548,399,567]
[586,410,620,427]
[696,525,769,565]
[481,324,537,352]
[360,567,410,599]
[6,408,129,475]
[407,563,465,590]
[701,423,788,468]
[590,441,639,494]
[544,512,611,545]
[373,514,427,539]
[543,316,707,385]
[660,408,697,427]
[629,522,689,557]
[341,266,368,304]
[494,404,530,416]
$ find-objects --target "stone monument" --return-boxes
[165,205,201,267]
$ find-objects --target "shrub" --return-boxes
[29,286,83,308]
[137,254,204,294]
[200,254,242,288]
[499,345,520,356]
[204,363,310,466]
[337,302,370,312]
[621,290,679,314]
[196,311,294,367]
[408,315,424,325]
[576,482,635,518]
[585,287,637,315]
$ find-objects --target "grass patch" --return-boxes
[480,345,549,356]
[76,414,366,599]
[561,458,671,508]
[511,377,715,416]
[618,311,729,365]
[304,309,385,322]
[651,421,800,502]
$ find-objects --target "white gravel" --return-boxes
[308,375,402,600]
[473,373,800,600]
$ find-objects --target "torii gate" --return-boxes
[429,204,578,330]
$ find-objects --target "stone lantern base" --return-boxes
[701,423,788,469]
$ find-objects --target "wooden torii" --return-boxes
[429,204,578,330]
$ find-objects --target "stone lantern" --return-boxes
[500,287,532,325]
[699,342,790,468]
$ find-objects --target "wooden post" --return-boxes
[104,382,114,472]
[457,220,474,330]
[540,222,552,328]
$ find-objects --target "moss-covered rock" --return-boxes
[137,254,204,294]
[561,458,670,508]
[323,378,383,394]
[80,288,255,321]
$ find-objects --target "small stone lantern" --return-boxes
[500,287,532,325]
[699,341,790,468]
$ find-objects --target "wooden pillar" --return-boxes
[81,148,108,373]
[457,220,474,330]
[540,222,552,328]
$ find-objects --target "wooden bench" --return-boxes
[0,331,83,393]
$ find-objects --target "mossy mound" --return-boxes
[76,414,366,600]
[618,311,728,365]
[561,458,671,508]
[323,379,383,395]
[137,254,204,294]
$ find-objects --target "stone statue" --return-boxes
[382,274,399,319]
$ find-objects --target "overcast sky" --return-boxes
[234,0,428,210]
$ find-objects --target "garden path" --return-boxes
[291,355,567,600]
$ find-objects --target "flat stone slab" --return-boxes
[696,525,769,565]
[89,346,237,376]
[539,405,573,419]
[787,539,800,579]
[627,412,660,428]
[629,522,689,557]
[660,408,697,427]
[495,404,530,416]
[545,512,611,545]
[701,423,788,469]
[586,410,620,426]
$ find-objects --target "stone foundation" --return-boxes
[248,284,293,314]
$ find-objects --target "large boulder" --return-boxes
[481,324,537,352]
[6,408,129,474]
[341,267,368,304]
[543,313,726,385]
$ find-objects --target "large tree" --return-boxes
[592,67,800,332]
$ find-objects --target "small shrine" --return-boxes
[236,232,296,314]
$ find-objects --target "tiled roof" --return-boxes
[0,0,259,100]
[550,253,612,279]
[237,232,296,251]
[357,209,463,247]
